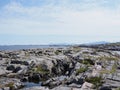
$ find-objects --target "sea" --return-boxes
[0,45,70,51]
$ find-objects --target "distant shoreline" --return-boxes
[0,45,70,51]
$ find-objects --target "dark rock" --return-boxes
[96,62,102,65]
[13,67,22,73]
[6,65,15,71]
[117,66,120,69]
[28,74,41,83]
[75,78,85,85]
[11,60,29,65]
[21,77,28,82]
[100,86,112,90]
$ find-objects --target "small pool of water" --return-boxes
[24,82,41,88]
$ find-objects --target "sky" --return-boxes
[0,0,120,45]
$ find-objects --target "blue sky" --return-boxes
[0,0,120,45]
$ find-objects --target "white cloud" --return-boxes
[0,0,120,37]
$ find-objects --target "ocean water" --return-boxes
[0,45,69,51]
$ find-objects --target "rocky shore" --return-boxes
[0,44,120,90]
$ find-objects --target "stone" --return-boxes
[13,66,22,73]
[6,65,15,71]
[100,86,112,90]
[28,74,41,83]
[81,82,94,89]
[21,86,49,90]
[11,60,29,65]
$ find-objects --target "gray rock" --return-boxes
[20,86,49,90]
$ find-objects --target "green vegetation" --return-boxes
[72,46,81,52]
[100,64,117,74]
[55,50,62,55]
[100,69,111,74]
[33,65,49,74]
[85,76,103,89]
[98,56,119,61]
[80,59,94,65]
[110,64,117,73]
[76,67,88,75]
[115,88,120,90]
[5,82,14,88]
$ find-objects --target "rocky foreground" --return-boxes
[0,44,120,90]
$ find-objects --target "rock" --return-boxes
[21,86,49,90]
[81,82,94,89]
[100,86,112,90]
[51,86,71,90]
[91,69,100,77]
[68,83,81,88]
[0,67,6,76]
[51,86,80,90]
[21,77,28,82]
[95,64,102,70]
[28,74,41,83]
[2,87,9,90]
[75,62,81,70]
[11,60,29,65]
[42,76,68,89]
[0,53,9,58]
[0,78,24,90]
[6,65,15,71]
[13,66,22,73]
[0,44,120,90]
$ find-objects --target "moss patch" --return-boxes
[34,65,49,74]
[100,64,117,74]
[76,67,88,75]
[80,59,94,65]
[85,76,103,89]
[98,56,119,61]
[5,82,14,88]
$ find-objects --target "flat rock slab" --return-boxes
[20,86,49,90]
[51,86,82,90]
[0,67,6,76]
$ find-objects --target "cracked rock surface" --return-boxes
[0,43,120,90]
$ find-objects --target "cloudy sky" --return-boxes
[0,0,120,45]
